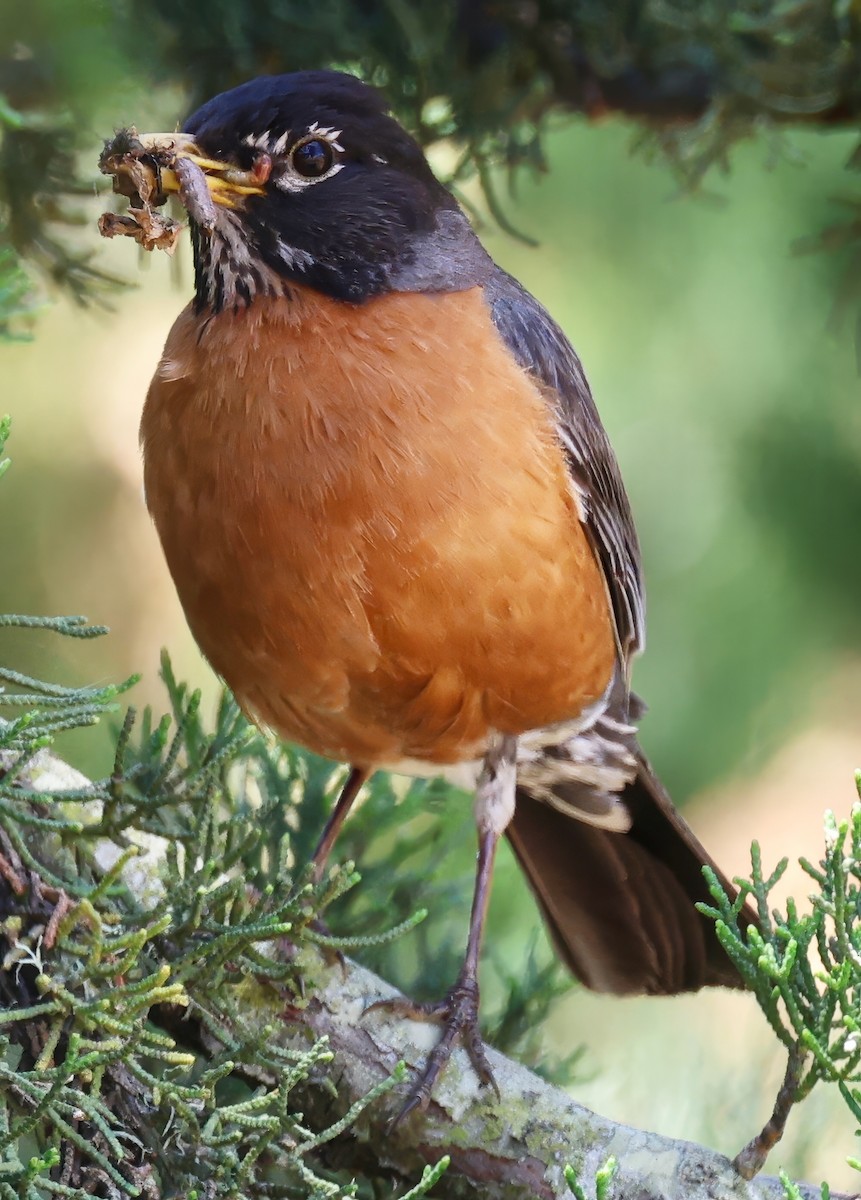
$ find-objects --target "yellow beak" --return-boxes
[101,130,267,214]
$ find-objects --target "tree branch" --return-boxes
[223,943,854,1200]
[4,747,852,1200]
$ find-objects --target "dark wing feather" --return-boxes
[506,754,756,994]
[483,267,756,993]
[485,267,644,666]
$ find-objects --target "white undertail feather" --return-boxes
[474,734,518,837]
[388,681,637,836]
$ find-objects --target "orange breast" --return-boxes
[141,284,616,766]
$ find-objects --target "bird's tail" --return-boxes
[506,747,755,994]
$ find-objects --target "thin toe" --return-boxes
[368,975,496,1124]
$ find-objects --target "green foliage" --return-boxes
[700,794,861,1176]
[2,676,348,1193]
[779,1170,833,1200]
[2,0,860,316]
[0,87,126,331]
[0,242,35,337]
[792,167,861,372]
[0,0,134,321]
[704,807,861,1107]
[0,648,450,1198]
[126,0,861,186]
[563,1155,619,1200]
[0,414,9,477]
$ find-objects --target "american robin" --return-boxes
[122,70,754,1116]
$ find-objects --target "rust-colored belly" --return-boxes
[141,285,615,766]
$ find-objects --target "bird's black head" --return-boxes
[169,71,490,312]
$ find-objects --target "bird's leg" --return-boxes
[311,765,370,883]
[368,733,518,1123]
[304,766,371,960]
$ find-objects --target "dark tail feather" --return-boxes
[506,749,756,994]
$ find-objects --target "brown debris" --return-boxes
[99,127,165,204]
[98,126,186,253]
[0,847,26,896]
[42,888,72,951]
[98,209,183,254]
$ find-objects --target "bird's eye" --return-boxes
[291,137,335,179]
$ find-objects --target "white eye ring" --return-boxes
[243,125,346,192]
[290,135,336,179]
[275,133,344,193]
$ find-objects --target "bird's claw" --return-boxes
[365,974,498,1127]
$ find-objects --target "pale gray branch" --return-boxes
[228,944,853,1200]
[17,748,859,1200]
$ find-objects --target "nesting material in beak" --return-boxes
[97,127,267,253]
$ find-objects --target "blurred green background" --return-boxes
[2,0,861,1188]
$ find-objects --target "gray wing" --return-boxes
[484,267,645,669]
[485,273,759,993]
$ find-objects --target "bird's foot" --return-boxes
[366,972,499,1126]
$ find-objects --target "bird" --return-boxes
[131,69,755,1118]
